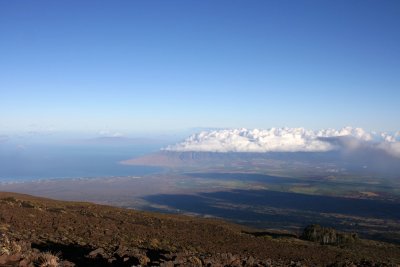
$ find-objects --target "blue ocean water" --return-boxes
[0,142,163,182]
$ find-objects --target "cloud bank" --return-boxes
[165,127,400,158]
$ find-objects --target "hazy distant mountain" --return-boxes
[122,149,400,177]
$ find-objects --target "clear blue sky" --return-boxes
[1,1,399,135]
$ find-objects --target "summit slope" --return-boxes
[1,192,400,266]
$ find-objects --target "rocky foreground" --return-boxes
[0,192,399,267]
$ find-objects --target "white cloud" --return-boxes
[164,127,400,157]
[376,140,400,158]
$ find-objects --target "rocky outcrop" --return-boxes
[0,233,75,267]
[301,224,358,245]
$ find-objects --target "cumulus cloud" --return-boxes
[164,127,400,158]
[376,136,400,158]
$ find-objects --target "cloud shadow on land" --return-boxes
[142,189,400,237]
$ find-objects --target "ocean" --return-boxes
[0,141,163,182]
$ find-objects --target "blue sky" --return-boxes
[1,1,399,135]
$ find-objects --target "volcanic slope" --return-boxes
[0,192,399,266]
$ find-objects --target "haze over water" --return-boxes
[0,142,162,182]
